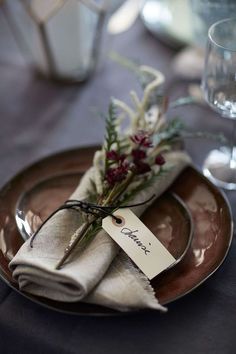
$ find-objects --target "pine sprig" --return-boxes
[104,102,118,151]
[104,102,120,172]
[78,223,103,248]
[86,179,98,203]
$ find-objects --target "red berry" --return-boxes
[131,149,146,160]
[130,131,153,148]
[155,154,165,166]
[134,160,151,174]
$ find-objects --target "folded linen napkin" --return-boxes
[9,151,190,311]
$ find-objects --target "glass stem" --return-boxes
[229,119,236,166]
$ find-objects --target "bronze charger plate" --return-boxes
[0,147,233,315]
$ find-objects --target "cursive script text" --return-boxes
[120,227,151,255]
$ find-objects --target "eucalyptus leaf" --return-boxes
[170,96,199,108]
[153,118,185,145]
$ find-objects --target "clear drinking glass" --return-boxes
[190,0,236,47]
[202,18,236,190]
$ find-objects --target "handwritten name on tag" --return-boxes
[102,208,176,280]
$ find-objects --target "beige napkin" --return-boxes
[9,151,190,311]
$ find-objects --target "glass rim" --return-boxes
[208,17,236,52]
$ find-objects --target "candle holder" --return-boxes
[2,0,109,82]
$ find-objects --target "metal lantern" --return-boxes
[2,0,109,82]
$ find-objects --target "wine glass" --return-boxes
[202,17,236,190]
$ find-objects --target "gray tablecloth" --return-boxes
[0,7,235,354]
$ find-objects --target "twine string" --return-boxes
[29,195,155,248]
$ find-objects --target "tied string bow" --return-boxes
[29,195,155,269]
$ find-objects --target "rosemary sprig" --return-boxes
[104,102,119,171]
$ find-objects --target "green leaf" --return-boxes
[86,178,99,203]
[181,131,226,143]
[170,96,198,108]
[153,118,185,145]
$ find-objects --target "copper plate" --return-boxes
[0,147,233,315]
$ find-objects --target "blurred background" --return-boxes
[1,0,235,198]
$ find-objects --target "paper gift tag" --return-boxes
[102,208,176,280]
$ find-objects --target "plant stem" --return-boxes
[56,172,136,270]
[229,119,236,166]
[55,218,95,270]
[112,171,135,201]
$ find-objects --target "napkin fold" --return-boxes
[9,151,190,311]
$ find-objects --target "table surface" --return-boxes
[0,7,236,354]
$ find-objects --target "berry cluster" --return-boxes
[105,131,165,186]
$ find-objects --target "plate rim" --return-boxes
[163,167,234,304]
